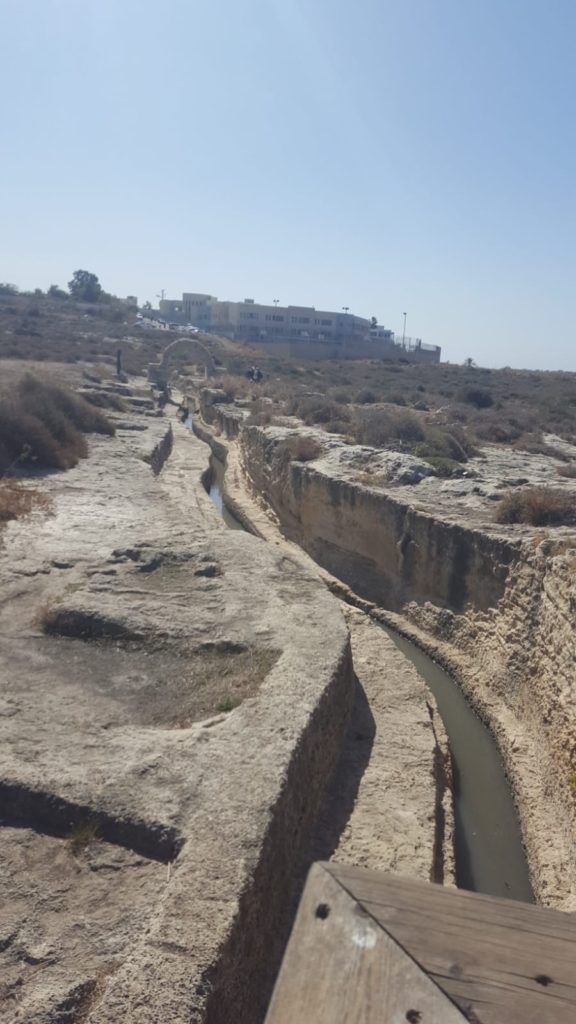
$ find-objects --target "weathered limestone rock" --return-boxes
[0,414,353,1023]
[236,420,576,909]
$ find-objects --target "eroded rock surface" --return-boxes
[0,410,353,1023]
[235,418,576,909]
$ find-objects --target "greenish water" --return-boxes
[379,625,533,901]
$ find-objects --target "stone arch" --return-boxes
[148,337,216,386]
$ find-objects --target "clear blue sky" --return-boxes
[1,0,575,369]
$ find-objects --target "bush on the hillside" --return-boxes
[461,387,494,409]
[68,269,102,303]
[323,419,350,435]
[330,388,352,404]
[18,375,114,435]
[280,436,323,462]
[495,487,575,526]
[558,463,576,478]
[0,375,114,475]
[355,388,378,404]
[82,391,127,412]
[295,396,351,426]
[472,413,526,444]
[414,426,472,464]
[220,375,253,401]
[354,409,425,447]
[47,285,68,300]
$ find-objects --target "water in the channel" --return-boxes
[197,418,533,902]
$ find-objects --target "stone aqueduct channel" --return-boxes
[0,384,448,1024]
[196,383,576,913]
[1,374,575,1023]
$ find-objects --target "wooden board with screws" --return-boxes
[265,863,576,1024]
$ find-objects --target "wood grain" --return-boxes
[265,862,467,1023]
[327,863,576,1023]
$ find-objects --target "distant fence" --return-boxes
[392,336,440,353]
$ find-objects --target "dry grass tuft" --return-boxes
[220,374,255,401]
[138,645,279,727]
[354,408,426,447]
[68,818,100,855]
[496,487,575,526]
[280,435,323,462]
[0,374,114,475]
[0,480,52,523]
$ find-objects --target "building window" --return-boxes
[321,319,332,326]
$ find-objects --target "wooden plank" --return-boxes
[265,862,467,1024]
[327,863,576,1024]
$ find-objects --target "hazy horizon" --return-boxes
[1,0,575,372]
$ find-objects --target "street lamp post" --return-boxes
[273,299,279,307]
[402,312,407,347]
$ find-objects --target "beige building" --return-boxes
[157,292,441,363]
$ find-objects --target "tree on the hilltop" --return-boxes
[48,284,68,299]
[68,269,102,303]
[370,316,378,328]
[464,357,476,369]
[0,283,18,296]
